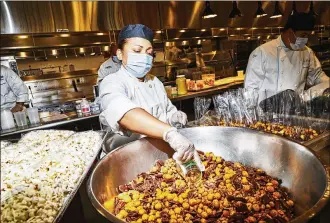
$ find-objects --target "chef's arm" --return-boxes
[100,77,171,138]
[306,51,330,97]
[244,47,265,91]
[119,108,171,139]
[3,66,29,104]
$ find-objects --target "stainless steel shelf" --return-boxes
[0,112,100,137]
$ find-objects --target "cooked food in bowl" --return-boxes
[103,152,295,223]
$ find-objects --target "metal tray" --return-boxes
[53,130,108,223]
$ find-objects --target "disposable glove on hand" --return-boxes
[163,127,205,171]
[170,111,188,127]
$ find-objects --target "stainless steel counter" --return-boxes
[0,112,100,138]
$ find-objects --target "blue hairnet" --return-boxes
[118,24,154,44]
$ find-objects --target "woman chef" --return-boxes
[99,24,203,168]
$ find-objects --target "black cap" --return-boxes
[284,12,316,31]
[118,24,154,44]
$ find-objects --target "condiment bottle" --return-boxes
[81,98,90,114]
[75,100,82,115]
[176,75,188,95]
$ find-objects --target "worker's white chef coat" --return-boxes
[244,36,329,101]
[99,67,177,136]
[97,56,121,83]
[0,65,28,111]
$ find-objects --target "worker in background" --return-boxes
[245,12,329,105]
[99,24,204,170]
[0,65,29,112]
[97,43,122,84]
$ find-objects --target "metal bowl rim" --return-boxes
[87,126,330,223]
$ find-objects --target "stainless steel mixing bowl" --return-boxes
[87,127,330,223]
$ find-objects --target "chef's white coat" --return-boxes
[244,36,329,100]
[97,56,121,83]
[1,65,28,111]
[99,67,178,136]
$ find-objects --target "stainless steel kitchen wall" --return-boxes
[0,1,161,33]
[1,1,329,34]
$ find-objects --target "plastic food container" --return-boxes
[26,107,40,124]
[13,111,28,127]
[1,110,16,130]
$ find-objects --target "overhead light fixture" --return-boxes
[60,34,70,37]
[156,30,162,34]
[202,1,217,19]
[291,1,298,15]
[201,29,206,32]
[179,30,186,33]
[255,1,267,18]
[96,33,104,36]
[229,1,243,18]
[220,28,226,31]
[270,1,283,19]
[174,38,179,40]
[309,1,318,16]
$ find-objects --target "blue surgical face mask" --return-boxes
[124,52,153,78]
[289,32,308,50]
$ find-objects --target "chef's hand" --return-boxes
[163,128,204,171]
[11,103,25,113]
[170,111,188,128]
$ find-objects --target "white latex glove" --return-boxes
[170,111,188,128]
[163,128,204,172]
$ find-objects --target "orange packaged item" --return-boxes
[202,74,215,86]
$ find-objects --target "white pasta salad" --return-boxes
[1,130,102,223]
